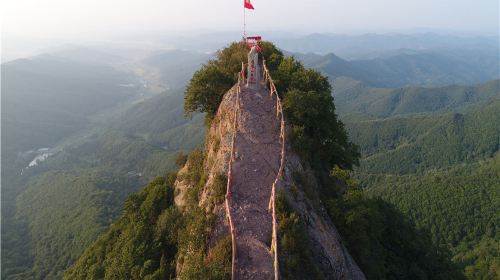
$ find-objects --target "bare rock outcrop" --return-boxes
[174,80,365,279]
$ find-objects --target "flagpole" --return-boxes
[243,2,246,39]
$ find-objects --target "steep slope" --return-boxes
[175,79,365,279]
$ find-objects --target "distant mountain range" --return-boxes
[297,50,500,87]
[129,42,500,90]
[273,33,499,59]
[141,50,211,89]
[126,32,499,60]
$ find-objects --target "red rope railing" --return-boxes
[225,62,246,280]
[225,60,284,280]
[263,61,286,280]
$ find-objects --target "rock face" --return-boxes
[174,80,365,279]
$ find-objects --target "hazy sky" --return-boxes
[2,0,499,40]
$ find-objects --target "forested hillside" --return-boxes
[1,54,204,279]
[2,103,203,279]
[63,174,184,279]
[1,55,139,192]
[110,90,205,149]
[347,99,500,279]
[2,128,197,279]
[363,155,499,279]
[1,55,141,279]
[334,79,499,119]
[349,100,499,173]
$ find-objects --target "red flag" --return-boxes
[244,0,254,10]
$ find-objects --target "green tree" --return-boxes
[283,89,359,170]
[184,42,249,121]
[184,63,234,121]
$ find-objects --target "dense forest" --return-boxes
[362,155,499,279]
[349,100,499,174]
[347,99,500,279]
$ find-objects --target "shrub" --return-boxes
[283,89,359,170]
[184,64,234,121]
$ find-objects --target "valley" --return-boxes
[1,49,205,279]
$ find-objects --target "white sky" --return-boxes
[2,0,499,40]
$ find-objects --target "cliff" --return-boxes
[174,73,365,279]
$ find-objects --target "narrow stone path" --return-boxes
[229,84,281,280]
